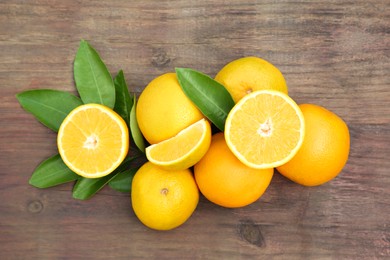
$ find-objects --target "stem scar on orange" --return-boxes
[215,56,288,103]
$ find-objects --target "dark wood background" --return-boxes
[1,0,389,259]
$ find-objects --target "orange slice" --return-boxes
[57,104,129,178]
[146,118,211,171]
[225,90,305,169]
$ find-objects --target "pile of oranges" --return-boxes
[131,57,350,230]
[57,56,350,231]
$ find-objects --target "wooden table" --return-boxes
[1,1,389,259]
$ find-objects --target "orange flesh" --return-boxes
[227,91,303,167]
[58,105,128,177]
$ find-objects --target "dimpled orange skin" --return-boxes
[277,104,350,186]
[194,133,274,208]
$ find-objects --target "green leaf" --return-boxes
[130,94,146,153]
[175,68,235,131]
[72,174,117,200]
[16,89,83,132]
[74,40,115,108]
[114,70,133,126]
[29,154,79,188]
[108,167,139,193]
[72,156,136,200]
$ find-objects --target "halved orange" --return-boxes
[57,104,129,178]
[225,90,305,169]
[146,118,211,171]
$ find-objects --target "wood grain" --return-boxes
[1,0,389,259]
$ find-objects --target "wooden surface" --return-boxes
[1,0,389,259]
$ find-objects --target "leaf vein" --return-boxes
[84,43,104,105]
[23,97,68,116]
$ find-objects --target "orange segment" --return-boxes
[225,90,305,169]
[146,118,211,171]
[57,104,129,178]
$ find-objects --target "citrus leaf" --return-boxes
[74,40,115,108]
[16,89,83,132]
[29,154,79,188]
[175,68,235,131]
[72,156,136,200]
[72,174,116,200]
[114,70,133,127]
[108,167,139,193]
[130,94,146,153]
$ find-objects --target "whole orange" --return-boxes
[277,104,350,186]
[136,73,204,144]
[194,133,273,208]
[131,162,199,231]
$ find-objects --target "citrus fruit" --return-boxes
[225,90,305,169]
[215,56,288,103]
[194,133,273,208]
[136,72,204,144]
[57,104,129,178]
[131,162,199,231]
[146,118,211,171]
[277,104,350,186]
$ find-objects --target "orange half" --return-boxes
[57,104,129,178]
[225,90,305,169]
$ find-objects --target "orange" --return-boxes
[277,104,350,186]
[136,73,204,144]
[215,56,288,103]
[146,119,211,171]
[131,162,199,230]
[225,90,305,169]
[57,104,129,178]
[194,133,273,208]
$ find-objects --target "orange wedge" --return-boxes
[146,118,211,171]
[57,104,129,178]
[225,90,305,169]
